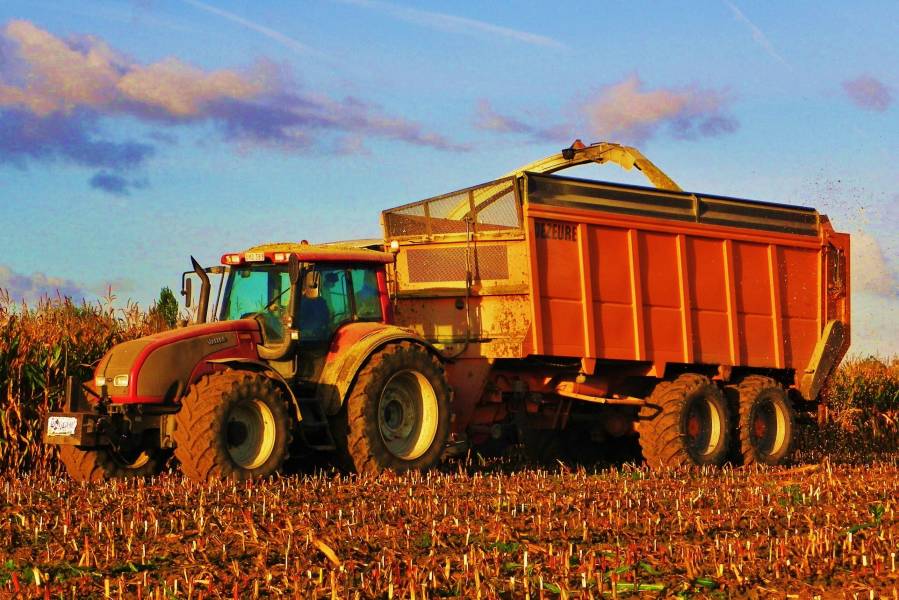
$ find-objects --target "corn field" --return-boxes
[823,357,899,434]
[0,292,170,473]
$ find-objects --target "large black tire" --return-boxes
[173,371,291,481]
[341,342,451,474]
[637,374,731,469]
[58,444,168,482]
[728,375,795,465]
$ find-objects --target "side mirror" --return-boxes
[288,254,301,285]
[181,275,193,308]
[304,270,321,299]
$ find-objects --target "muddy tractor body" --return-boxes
[46,141,850,480]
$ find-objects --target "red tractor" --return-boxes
[47,243,452,480]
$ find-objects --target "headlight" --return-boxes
[113,374,129,387]
[94,376,107,388]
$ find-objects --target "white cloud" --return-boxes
[0,19,465,194]
[842,75,893,112]
[581,75,737,144]
[0,265,137,305]
[0,19,262,118]
[0,265,88,304]
[117,58,263,117]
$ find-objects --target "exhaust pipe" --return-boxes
[191,256,211,324]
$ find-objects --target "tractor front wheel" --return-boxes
[58,444,168,482]
[173,371,291,481]
[341,342,451,473]
[637,374,731,469]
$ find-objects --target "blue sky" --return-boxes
[0,1,896,356]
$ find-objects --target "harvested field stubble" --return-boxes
[1,462,897,598]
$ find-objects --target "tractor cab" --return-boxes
[196,242,395,379]
[218,256,385,343]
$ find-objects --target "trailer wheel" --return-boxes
[58,444,168,482]
[637,374,731,468]
[173,371,291,481]
[730,376,794,465]
[342,342,451,473]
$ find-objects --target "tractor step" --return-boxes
[296,397,337,451]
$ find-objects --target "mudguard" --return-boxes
[206,357,304,423]
[799,319,848,402]
[316,322,442,415]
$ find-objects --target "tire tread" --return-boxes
[173,371,290,481]
[341,342,450,474]
[728,375,795,466]
[637,373,730,469]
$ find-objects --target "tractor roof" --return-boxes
[221,241,393,266]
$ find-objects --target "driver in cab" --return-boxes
[299,271,336,340]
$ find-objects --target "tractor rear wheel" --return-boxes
[341,342,451,473]
[58,444,168,482]
[637,374,731,468]
[729,375,794,465]
[173,371,291,481]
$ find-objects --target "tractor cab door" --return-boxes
[296,264,384,380]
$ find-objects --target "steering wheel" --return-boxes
[252,311,285,342]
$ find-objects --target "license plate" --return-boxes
[47,416,78,437]
[244,251,265,262]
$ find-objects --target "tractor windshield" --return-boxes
[220,262,384,345]
[220,266,290,342]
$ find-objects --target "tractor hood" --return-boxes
[95,320,261,404]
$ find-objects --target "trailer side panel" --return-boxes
[524,173,844,376]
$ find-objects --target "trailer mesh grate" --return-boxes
[383,177,521,240]
[406,245,509,283]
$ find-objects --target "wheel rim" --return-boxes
[226,399,276,469]
[750,397,788,457]
[684,393,724,460]
[378,370,439,461]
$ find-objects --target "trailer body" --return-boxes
[383,166,850,441]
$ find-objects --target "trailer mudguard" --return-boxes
[799,319,848,402]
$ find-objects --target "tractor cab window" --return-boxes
[299,265,383,341]
[350,268,382,320]
[221,266,289,342]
